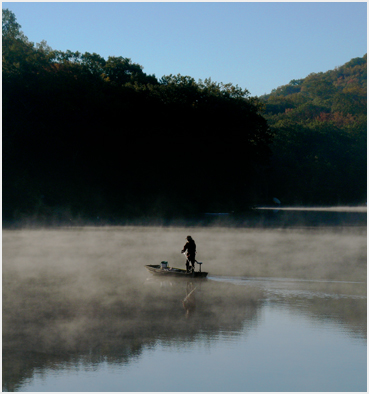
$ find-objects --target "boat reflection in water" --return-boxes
[183,281,196,317]
[143,274,263,331]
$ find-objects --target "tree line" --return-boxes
[3,9,273,223]
[2,9,366,224]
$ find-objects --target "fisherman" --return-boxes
[181,235,196,273]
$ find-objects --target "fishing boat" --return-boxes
[145,261,208,278]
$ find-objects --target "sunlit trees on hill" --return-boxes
[260,55,367,205]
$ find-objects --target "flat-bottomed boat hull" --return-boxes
[145,265,208,278]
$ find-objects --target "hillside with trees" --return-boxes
[3,9,272,224]
[260,55,366,205]
[2,9,367,225]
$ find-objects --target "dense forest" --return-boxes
[260,55,367,205]
[2,10,367,224]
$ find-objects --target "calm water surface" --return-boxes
[3,211,367,391]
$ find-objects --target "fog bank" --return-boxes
[3,225,366,391]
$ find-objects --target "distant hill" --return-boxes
[260,54,366,123]
[259,55,367,206]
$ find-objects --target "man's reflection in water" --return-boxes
[183,282,196,317]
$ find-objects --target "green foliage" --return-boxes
[260,55,367,205]
[2,8,21,38]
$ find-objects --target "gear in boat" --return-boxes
[145,261,208,278]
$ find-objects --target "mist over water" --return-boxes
[3,209,367,391]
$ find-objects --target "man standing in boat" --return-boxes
[181,236,196,273]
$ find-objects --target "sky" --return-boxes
[2,2,367,96]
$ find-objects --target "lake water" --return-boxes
[3,209,367,391]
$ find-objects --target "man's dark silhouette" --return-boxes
[181,235,196,272]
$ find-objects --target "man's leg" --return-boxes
[190,257,195,271]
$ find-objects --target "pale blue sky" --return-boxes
[3,2,367,96]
